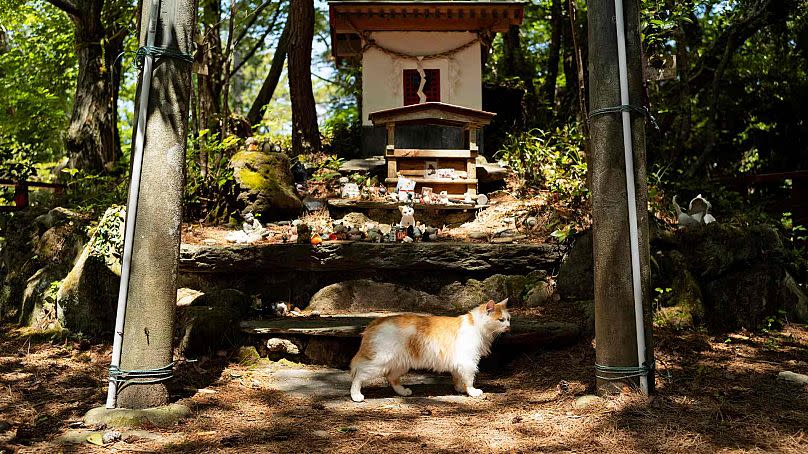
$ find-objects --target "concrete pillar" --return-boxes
[117,0,196,409]
[587,0,654,394]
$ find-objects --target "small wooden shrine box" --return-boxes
[368,102,495,197]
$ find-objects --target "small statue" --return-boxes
[296,223,311,244]
[439,191,449,204]
[673,194,716,228]
[399,205,415,228]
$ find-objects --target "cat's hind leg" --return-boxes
[386,367,412,397]
[350,359,380,402]
[451,371,466,393]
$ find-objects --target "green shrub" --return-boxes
[496,125,588,205]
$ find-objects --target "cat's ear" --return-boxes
[485,300,495,313]
[497,298,509,308]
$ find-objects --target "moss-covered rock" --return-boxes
[1,206,88,325]
[83,404,190,428]
[229,151,303,221]
[56,206,124,335]
[557,230,593,301]
[652,222,806,332]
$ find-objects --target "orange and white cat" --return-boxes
[349,299,510,402]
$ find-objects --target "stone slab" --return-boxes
[241,316,579,345]
[259,365,475,406]
[84,403,190,429]
[338,157,387,176]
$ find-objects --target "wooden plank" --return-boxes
[386,123,395,153]
[467,126,478,152]
[386,177,478,184]
[327,198,479,210]
[391,149,471,158]
[369,102,495,127]
[387,158,398,180]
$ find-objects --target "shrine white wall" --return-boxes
[361,31,482,126]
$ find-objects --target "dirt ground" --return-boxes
[1,324,807,453]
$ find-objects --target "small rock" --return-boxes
[236,346,262,366]
[778,371,808,385]
[469,231,488,240]
[491,236,514,244]
[0,421,11,432]
[266,338,301,355]
[176,288,205,307]
[573,394,604,409]
[277,220,291,226]
[312,430,330,437]
[525,282,551,308]
[525,217,538,227]
[102,430,122,444]
[202,239,217,245]
[476,194,489,206]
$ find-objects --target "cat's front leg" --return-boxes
[458,368,483,398]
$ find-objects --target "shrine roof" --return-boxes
[329,1,525,34]
[368,102,496,127]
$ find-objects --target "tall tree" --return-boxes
[197,0,224,133]
[246,14,290,126]
[287,0,320,154]
[45,0,132,173]
[502,24,537,121]
[542,0,562,108]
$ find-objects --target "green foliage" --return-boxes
[299,153,344,184]
[60,168,128,214]
[184,131,240,223]
[88,205,125,269]
[497,125,589,204]
[0,1,76,166]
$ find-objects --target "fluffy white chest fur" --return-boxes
[349,299,510,402]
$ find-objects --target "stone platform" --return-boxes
[178,242,563,309]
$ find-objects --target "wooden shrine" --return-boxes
[368,102,495,197]
[328,1,524,156]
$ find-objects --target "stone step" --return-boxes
[180,242,561,274]
[240,314,580,369]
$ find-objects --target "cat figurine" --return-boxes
[673,194,716,227]
[349,299,510,402]
[399,205,415,228]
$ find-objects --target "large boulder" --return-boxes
[307,279,446,314]
[654,223,808,332]
[556,230,594,301]
[56,206,124,335]
[229,150,303,221]
[307,273,552,315]
[175,288,251,355]
[0,206,87,324]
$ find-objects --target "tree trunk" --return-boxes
[568,0,590,188]
[502,24,537,118]
[588,0,653,394]
[197,0,223,133]
[247,16,291,127]
[48,0,124,173]
[560,1,578,121]
[542,0,562,108]
[287,0,320,154]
